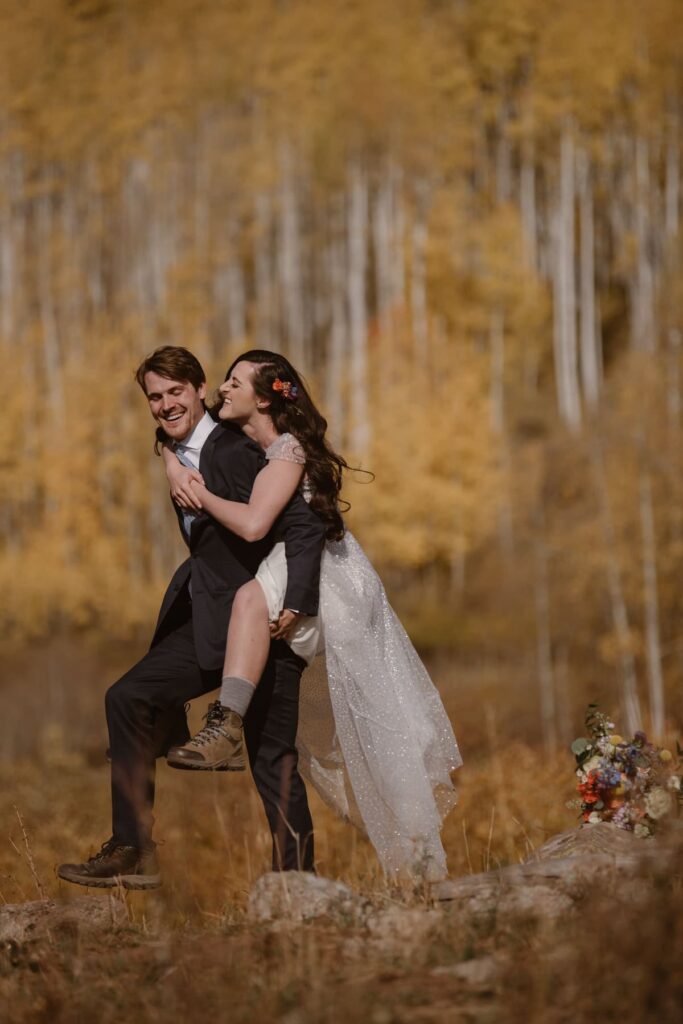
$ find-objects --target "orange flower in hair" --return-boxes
[272,378,298,400]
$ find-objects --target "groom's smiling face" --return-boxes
[144,370,207,441]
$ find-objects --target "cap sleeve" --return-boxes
[265,432,306,465]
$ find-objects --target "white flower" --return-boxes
[667,775,681,792]
[644,786,673,820]
[634,823,651,839]
[584,756,602,773]
[587,812,602,824]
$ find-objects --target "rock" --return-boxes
[432,872,575,918]
[249,873,442,956]
[249,824,680,933]
[248,871,367,926]
[365,905,441,955]
[432,822,674,915]
[529,821,644,862]
[432,954,502,990]
[0,896,128,945]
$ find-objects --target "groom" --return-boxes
[58,346,325,889]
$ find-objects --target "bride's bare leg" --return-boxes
[222,580,270,689]
[166,580,271,771]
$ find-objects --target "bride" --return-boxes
[161,349,462,882]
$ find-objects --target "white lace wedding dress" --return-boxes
[255,434,462,882]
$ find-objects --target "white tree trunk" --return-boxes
[254,191,274,348]
[553,644,572,749]
[632,137,656,351]
[591,442,642,734]
[193,120,210,273]
[666,327,682,545]
[534,515,557,753]
[0,203,14,341]
[577,148,602,408]
[61,183,84,358]
[639,467,665,737]
[278,143,306,366]
[551,128,582,431]
[223,217,247,345]
[490,309,514,557]
[36,191,64,425]
[347,162,369,454]
[520,141,538,270]
[665,115,679,241]
[149,146,179,315]
[490,308,505,435]
[495,104,512,204]
[667,327,682,428]
[326,202,347,448]
[85,159,105,314]
[410,178,430,361]
[0,148,22,341]
[392,167,406,316]
[372,164,395,348]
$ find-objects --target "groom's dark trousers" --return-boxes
[105,422,324,872]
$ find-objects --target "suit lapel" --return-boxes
[189,423,226,544]
[199,423,223,473]
[166,422,223,548]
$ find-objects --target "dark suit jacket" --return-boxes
[151,421,325,671]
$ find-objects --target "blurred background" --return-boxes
[1,0,682,896]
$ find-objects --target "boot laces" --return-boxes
[87,837,154,862]
[89,837,124,863]
[189,701,233,748]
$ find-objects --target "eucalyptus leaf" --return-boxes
[571,738,590,755]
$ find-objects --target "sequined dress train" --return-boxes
[298,531,462,882]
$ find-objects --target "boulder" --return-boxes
[529,820,644,861]
[364,904,442,955]
[0,895,128,945]
[248,824,682,931]
[431,954,502,991]
[248,871,367,926]
[431,822,670,910]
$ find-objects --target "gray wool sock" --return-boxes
[219,675,256,719]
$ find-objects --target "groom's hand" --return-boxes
[270,609,303,640]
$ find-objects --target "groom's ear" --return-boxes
[198,381,207,401]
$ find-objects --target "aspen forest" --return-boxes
[1,3,683,1020]
[3,0,682,742]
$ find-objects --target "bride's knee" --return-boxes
[233,580,267,617]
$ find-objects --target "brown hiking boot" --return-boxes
[57,838,161,890]
[166,701,246,771]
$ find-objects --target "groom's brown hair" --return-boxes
[135,345,206,393]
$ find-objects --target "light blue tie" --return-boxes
[174,447,199,539]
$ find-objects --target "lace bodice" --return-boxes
[265,432,306,465]
[265,432,311,501]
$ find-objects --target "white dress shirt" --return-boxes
[173,410,217,468]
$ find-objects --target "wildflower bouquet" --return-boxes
[571,704,682,837]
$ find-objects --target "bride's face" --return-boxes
[218,361,262,423]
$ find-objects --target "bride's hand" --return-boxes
[270,609,302,640]
[168,465,205,510]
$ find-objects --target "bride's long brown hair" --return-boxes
[223,350,350,541]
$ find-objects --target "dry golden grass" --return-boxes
[1,640,682,1022]
[0,639,579,908]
